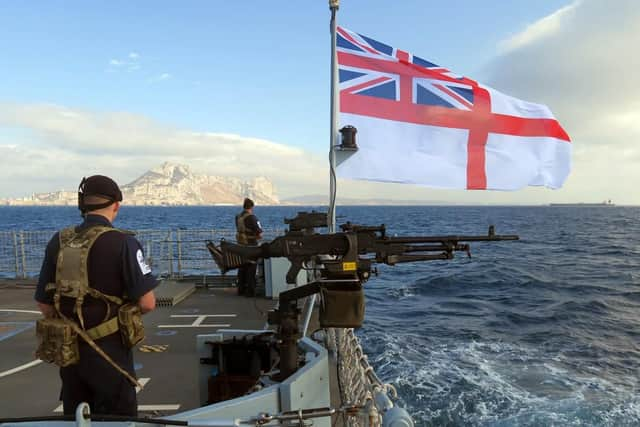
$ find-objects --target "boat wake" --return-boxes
[361,332,640,426]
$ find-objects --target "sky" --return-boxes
[0,0,637,205]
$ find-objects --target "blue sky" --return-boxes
[1,0,638,204]
[1,1,569,150]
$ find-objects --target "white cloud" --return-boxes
[149,72,171,83]
[480,0,640,205]
[0,103,327,199]
[108,52,141,73]
[498,2,579,53]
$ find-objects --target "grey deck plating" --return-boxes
[0,282,277,418]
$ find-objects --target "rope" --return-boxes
[333,328,398,427]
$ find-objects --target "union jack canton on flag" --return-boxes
[336,27,571,190]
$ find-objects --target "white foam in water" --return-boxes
[360,331,640,426]
[386,285,417,299]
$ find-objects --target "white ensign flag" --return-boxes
[336,27,571,190]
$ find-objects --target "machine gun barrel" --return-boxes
[385,232,518,244]
[397,243,470,253]
[388,235,518,243]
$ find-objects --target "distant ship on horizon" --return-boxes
[550,199,615,207]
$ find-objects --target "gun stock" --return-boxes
[206,240,264,273]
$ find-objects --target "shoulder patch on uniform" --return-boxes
[136,249,152,275]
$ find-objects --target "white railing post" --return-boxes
[12,232,20,279]
[19,231,27,278]
[176,229,183,277]
[167,231,174,278]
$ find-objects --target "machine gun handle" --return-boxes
[285,258,304,285]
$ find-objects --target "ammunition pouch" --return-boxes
[319,286,365,328]
[35,318,79,367]
[118,303,145,348]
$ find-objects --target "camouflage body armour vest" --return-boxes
[236,211,257,245]
[35,226,144,385]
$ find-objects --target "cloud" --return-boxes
[108,53,171,80]
[0,103,327,199]
[149,72,171,83]
[498,2,578,53]
[485,0,640,144]
[479,0,640,204]
[108,52,142,73]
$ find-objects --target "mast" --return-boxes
[328,0,339,233]
[303,0,340,338]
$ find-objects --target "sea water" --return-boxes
[1,205,639,426]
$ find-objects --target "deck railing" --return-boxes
[0,228,285,279]
[326,328,400,426]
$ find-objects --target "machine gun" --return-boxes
[208,212,518,285]
[206,212,518,379]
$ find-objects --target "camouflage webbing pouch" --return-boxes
[319,286,365,328]
[35,318,79,367]
[118,303,145,347]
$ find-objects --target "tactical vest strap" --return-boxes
[85,316,119,341]
[85,287,123,306]
[56,310,142,389]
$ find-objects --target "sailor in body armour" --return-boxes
[235,197,263,296]
[34,175,159,416]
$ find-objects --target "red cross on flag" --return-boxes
[336,27,571,190]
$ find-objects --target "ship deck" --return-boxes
[0,279,325,421]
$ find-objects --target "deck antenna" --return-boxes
[302,0,340,338]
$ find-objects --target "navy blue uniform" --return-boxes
[35,214,158,416]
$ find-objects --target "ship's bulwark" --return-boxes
[1,205,639,426]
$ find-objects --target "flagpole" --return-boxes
[302,0,340,339]
[328,0,339,233]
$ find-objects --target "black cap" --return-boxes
[243,198,254,209]
[78,175,123,213]
[82,175,122,200]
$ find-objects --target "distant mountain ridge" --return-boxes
[122,163,278,206]
[1,162,279,206]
